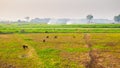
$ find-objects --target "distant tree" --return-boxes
[17,19,21,22]
[114,14,120,23]
[87,15,93,23]
[25,17,30,22]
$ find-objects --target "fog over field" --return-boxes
[0,0,120,21]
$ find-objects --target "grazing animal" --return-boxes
[23,45,28,50]
[54,36,57,39]
[43,39,46,42]
[46,36,49,38]
[73,36,76,38]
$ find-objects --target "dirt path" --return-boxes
[84,33,104,68]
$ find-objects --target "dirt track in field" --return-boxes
[84,33,104,68]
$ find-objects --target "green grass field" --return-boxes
[0,23,120,33]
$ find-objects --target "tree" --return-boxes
[25,17,30,22]
[114,14,120,23]
[87,15,93,23]
[17,19,21,22]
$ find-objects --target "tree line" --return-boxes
[87,14,120,23]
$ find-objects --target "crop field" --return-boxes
[0,33,120,68]
[0,0,120,68]
[0,23,120,33]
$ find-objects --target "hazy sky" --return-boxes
[0,0,120,20]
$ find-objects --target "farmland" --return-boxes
[0,33,120,68]
[0,23,120,68]
[0,23,120,33]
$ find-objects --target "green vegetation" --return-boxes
[0,23,120,33]
[1,23,120,28]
